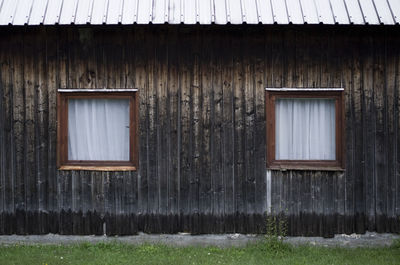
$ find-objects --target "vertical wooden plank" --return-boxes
[95,30,106,89]
[362,32,376,231]
[12,31,26,234]
[0,33,5,234]
[80,170,92,234]
[87,29,98,89]
[270,29,283,88]
[302,171,313,235]
[166,28,179,226]
[306,31,321,88]
[221,29,234,232]
[178,28,192,231]
[384,30,395,231]
[282,29,296,88]
[243,29,257,231]
[199,28,213,230]
[104,29,122,89]
[24,30,38,234]
[91,171,105,234]
[347,30,365,234]
[373,32,387,233]
[331,33,346,234]
[253,29,266,219]
[124,28,134,90]
[388,29,400,232]
[67,29,79,89]
[113,172,124,235]
[320,30,332,88]
[58,28,68,89]
[76,28,96,89]
[342,30,356,233]
[211,30,224,232]
[394,31,400,230]
[46,28,59,232]
[6,32,15,234]
[191,28,201,233]
[133,28,148,218]
[312,172,322,235]
[104,172,115,235]
[270,171,280,216]
[35,29,50,234]
[146,28,158,229]
[294,30,306,88]
[71,171,82,234]
[232,29,245,232]
[155,28,169,222]
[125,171,139,234]
[59,170,73,234]
[325,172,335,237]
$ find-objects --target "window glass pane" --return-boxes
[275,98,335,160]
[68,98,130,161]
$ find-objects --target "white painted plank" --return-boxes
[314,0,335,24]
[106,0,123,24]
[75,0,91,24]
[136,0,151,23]
[299,0,318,23]
[28,0,48,24]
[90,0,107,24]
[198,0,212,24]
[59,0,77,24]
[43,0,63,24]
[387,0,400,24]
[358,0,379,24]
[168,0,181,24]
[228,0,243,24]
[152,0,166,24]
[0,0,18,25]
[183,0,196,24]
[214,0,227,24]
[121,0,137,24]
[266,170,271,214]
[343,0,364,24]
[286,0,304,24]
[271,0,289,24]
[257,0,273,24]
[373,0,395,24]
[244,0,259,24]
[329,0,350,24]
[13,0,34,25]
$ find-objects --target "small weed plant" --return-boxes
[391,238,400,249]
[263,210,291,255]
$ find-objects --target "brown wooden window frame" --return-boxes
[266,89,345,170]
[57,90,139,171]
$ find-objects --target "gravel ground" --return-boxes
[0,232,398,248]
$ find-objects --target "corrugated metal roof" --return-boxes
[0,0,398,26]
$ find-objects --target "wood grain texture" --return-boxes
[0,26,399,235]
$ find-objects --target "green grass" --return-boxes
[0,240,399,265]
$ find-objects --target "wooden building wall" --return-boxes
[0,25,399,236]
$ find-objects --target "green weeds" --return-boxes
[0,238,398,265]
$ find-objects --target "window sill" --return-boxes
[58,165,137,171]
[267,166,345,172]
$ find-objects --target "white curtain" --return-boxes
[275,98,335,160]
[68,98,130,161]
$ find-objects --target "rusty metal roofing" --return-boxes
[0,0,399,26]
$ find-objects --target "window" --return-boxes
[266,88,344,169]
[57,90,138,171]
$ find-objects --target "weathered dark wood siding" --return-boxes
[0,25,399,236]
